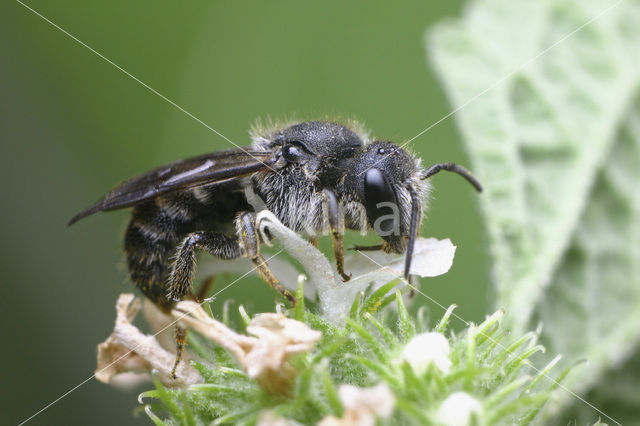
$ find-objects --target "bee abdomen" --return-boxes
[124,203,183,310]
[122,185,248,310]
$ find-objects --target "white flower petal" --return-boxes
[345,237,456,278]
[257,211,336,298]
[319,383,395,426]
[401,332,452,374]
[255,211,457,324]
[435,392,483,426]
[338,383,395,417]
[257,410,292,426]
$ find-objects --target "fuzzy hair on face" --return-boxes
[247,119,432,249]
[248,118,375,237]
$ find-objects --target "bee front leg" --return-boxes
[237,212,296,304]
[322,189,351,282]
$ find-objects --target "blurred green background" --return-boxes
[1,1,493,424]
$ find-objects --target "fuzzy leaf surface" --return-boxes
[428,0,640,419]
[428,0,640,333]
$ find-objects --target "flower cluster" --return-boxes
[95,213,568,425]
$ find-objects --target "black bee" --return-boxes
[70,120,482,377]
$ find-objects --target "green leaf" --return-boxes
[428,0,640,419]
[364,312,399,348]
[535,103,640,417]
[144,405,167,426]
[559,352,640,424]
[435,304,457,334]
[293,274,307,322]
[395,291,416,341]
[428,0,640,335]
[152,375,186,424]
[321,367,343,417]
[362,279,401,315]
[344,317,389,363]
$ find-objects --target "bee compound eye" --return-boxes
[364,168,395,203]
[364,168,398,234]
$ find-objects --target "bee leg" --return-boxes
[170,325,188,379]
[194,275,216,302]
[167,232,241,302]
[322,189,351,282]
[350,244,384,251]
[237,212,296,304]
[167,232,240,377]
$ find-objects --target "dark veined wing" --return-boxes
[69,149,275,225]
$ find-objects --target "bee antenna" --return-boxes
[421,162,483,192]
[404,186,422,280]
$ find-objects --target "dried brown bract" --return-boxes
[95,294,202,387]
[173,300,321,396]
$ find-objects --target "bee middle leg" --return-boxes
[170,325,188,379]
[350,244,385,251]
[167,232,241,302]
[237,212,296,304]
[167,232,240,378]
[322,189,351,281]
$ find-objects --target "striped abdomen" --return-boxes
[124,184,250,311]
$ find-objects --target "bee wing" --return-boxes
[69,149,274,225]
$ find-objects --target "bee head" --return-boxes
[352,141,482,280]
[349,142,427,273]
